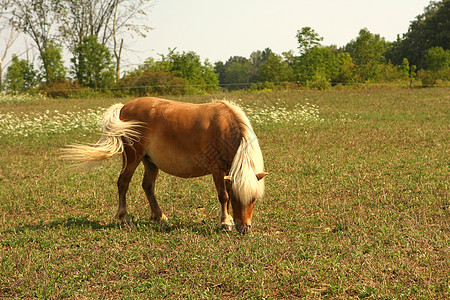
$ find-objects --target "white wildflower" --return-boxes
[0,108,106,138]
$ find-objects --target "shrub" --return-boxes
[40,80,83,98]
[119,70,191,96]
[418,69,436,87]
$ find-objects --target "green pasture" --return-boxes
[0,88,448,298]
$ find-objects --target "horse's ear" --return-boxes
[256,172,268,181]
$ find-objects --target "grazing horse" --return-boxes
[62,97,267,234]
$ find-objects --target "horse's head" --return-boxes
[225,172,267,234]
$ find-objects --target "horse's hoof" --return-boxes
[115,212,129,223]
[151,213,168,224]
[159,214,168,224]
[221,223,234,231]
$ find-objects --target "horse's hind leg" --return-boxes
[142,156,167,223]
[115,149,142,222]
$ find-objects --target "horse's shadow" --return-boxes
[7,215,224,236]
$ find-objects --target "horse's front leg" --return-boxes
[213,172,234,231]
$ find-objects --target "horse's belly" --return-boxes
[145,145,210,178]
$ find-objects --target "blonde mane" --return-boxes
[219,101,265,205]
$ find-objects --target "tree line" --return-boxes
[216,0,449,90]
[0,0,448,97]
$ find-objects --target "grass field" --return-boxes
[0,88,448,299]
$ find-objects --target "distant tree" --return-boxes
[216,50,294,89]
[396,58,417,81]
[296,27,323,55]
[293,28,341,88]
[214,61,226,83]
[71,35,115,89]
[425,46,450,72]
[59,0,153,81]
[387,0,450,68]
[398,58,411,78]
[250,48,273,66]
[119,63,190,96]
[121,50,219,94]
[249,48,274,81]
[5,55,38,92]
[332,52,355,84]
[201,60,220,91]
[225,56,252,66]
[10,0,63,82]
[258,52,293,83]
[215,56,253,89]
[162,50,202,85]
[345,28,388,81]
[41,42,67,83]
[161,50,219,92]
[294,46,338,87]
[0,0,20,91]
[222,60,253,90]
[419,46,450,85]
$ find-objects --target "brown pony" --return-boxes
[62,97,267,234]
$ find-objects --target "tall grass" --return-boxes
[0,88,448,298]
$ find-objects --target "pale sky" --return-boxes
[4,0,433,72]
[123,0,431,66]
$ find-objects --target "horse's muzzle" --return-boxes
[236,224,252,235]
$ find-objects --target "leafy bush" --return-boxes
[40,80,83,98]
[118,50,220,96]
[4,55,38,92]
[418,70,436,87]
[119,70,191,96]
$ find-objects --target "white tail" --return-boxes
[225,102,265,205]
[61,104,142,170]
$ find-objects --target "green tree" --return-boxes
[398,58,411,78]
[71,35,115,89]
[120,50,219,95]
[119,61,190,96]
[249,48,274,82]
[41,42,67,83]
[294,46,338,87]
[164,51,202,85]
[396,57,417,81]
[0,0,20,91]
[425,46,450,72]
[296,27,323,55]
[59,0,153,82]
[419,46,450,85]
[292,28,341,88]
[215,56,253,90]
[387,0,450,68]
[332,52,355,84]
[11,0,63,82]
[201,60,220,91]
[5,55,38,92]
[223,60,253,89]
[258,52,293,83]
[345,28,388,81]
[161,50,219,92]
[214,61,226,84]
